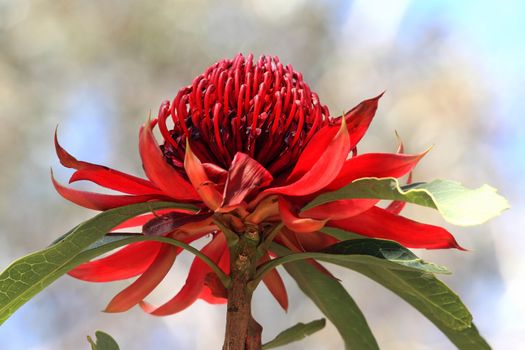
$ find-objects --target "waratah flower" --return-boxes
[53,53,461,316]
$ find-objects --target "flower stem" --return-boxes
[223,225,261,350]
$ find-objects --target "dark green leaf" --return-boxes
[262,318,326,349]
[271,244,379,350]
[320,239,450,274]
[0,202,198,325]
[254,238,450,286]
[87,330,120,350]
[266,239,489,348]
[304,177,509,226]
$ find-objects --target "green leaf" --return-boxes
[271,244,379,350]
[0,201,198,325]
[262,318,326,349]
[321,239,450,274]
[351,264,490,349]
[253,238,450,286]
[87,330,120,350]
[304,177,509,226]
[265,239,489,348]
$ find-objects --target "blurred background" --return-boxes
[0,0,523,349]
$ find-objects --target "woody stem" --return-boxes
[223,225,261,350]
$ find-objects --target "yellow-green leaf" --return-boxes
[304,177,509,226]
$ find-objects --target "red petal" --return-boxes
[260,254,289,310]
[139,120,199,201]
[52,172,162,211]
[261,118,350,199]
[55,130,161,195]
[328,207,464,249]
[301,199,378,221]
[336,93,383,150]
[296,231,339,251]
[327,149,429,191]
[104,244,178,312]
[279,197,327,233]
[287,94,382,182]
[68,241,163,282]
[140,234,226,316]
[203,163,228,185]
[200,248,229,304]
[69,169,162,195]
[286,126,338,183]
[198,284,227,304]
[112,214,155,231]
[272,230,338,279]
[184,141,223,210]
[221,152,273,208]
[111,208,196,231]
[143,213,212,237]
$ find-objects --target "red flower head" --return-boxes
[53,54,461,315]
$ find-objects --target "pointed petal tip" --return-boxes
[102,304,125,313]
[455,241,468,251]
[54,128,78,169]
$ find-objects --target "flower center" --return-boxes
[158,54,330,176]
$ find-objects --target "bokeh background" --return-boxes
[0,0,523,349]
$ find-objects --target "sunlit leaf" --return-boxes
[304,177,509,226]
[262,318,326,349]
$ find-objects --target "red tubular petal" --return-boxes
[52,172,162,211]
[260,118,350,199]
[68,241,162,282]
[221,152,273,208]
[140,234,226,316]
[184,141,223,210]
[104,244,178,313]
[328,207,464,250]
[279,197,327,233]
[139,120,199,201]
[301,199,378,221]
[260,254,289,311]
[327,149,429,191]
[55,130,160,195]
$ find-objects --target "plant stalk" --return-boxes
[223,225,261,350]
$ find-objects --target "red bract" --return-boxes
[54,53,461,316]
